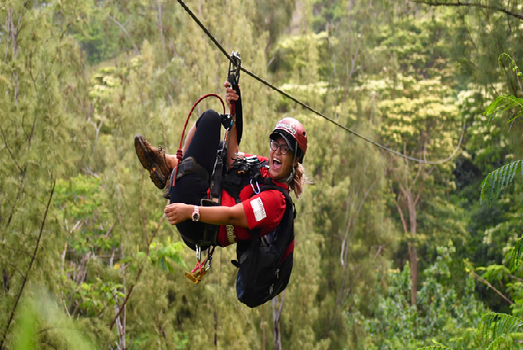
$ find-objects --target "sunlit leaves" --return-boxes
[136,241,187,273]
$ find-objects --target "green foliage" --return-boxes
[485,335,511,350]
[11,292,94,350]
[480,160,522,205]
[507,239,523,270]
[7,0,523,347]
[417,345,451,350]
[479,55,523,205]
[484,95,523,124]
[137,240,188,272]
[478,313,523,347]
[357,247,487,350]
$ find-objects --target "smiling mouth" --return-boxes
[271,158,283,171]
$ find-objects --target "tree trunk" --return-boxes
[261,305,266,350]
[214,310,218,347]
[408,243,418,307]
[272,292,285,350]
[407,192,418,307]
[2,269,9,293]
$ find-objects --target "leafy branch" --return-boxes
[0,181,55,349]
[410,0,523,21]
[483,95,523,125]
[416,313,522,349]
[109,214,165,330]
[479,55,523,206]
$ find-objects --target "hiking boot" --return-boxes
[134,134,172,189]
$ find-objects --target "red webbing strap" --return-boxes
[173,94,226,186]
[191,259,205,273]
[281,239,295,264]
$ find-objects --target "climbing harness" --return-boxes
[220,157,297,307]
[179,53,243,284]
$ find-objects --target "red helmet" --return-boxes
[269,117,308,163]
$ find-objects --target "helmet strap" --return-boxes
[283,141,298,184]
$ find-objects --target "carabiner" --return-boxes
[250,178,261,195]
[196,244,201,262]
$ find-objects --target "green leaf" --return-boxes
[509,238,523,270]
[483,94,523,125]
[498,53,519,73]
[478,313,523,345]
[486,335,510,350]
[480,161,522,205]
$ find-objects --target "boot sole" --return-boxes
[134,135,166,189]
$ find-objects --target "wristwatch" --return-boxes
[191,205,200,222]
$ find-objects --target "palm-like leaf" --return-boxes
[480,161,522,205]
[504,237,523,270]
[485,335,510,350]
[478,313,523,346]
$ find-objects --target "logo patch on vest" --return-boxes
[226,225,236,244]
[251,197,267,222]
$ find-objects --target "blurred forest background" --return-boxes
[1,0,523,348]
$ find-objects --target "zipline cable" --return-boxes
[175,0,465,165]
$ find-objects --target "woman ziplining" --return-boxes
[134,80,308,308]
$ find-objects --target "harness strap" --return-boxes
[209,153,224,203]
[199,115,233,247]
[175,157,210,184]
[281,239,294,264]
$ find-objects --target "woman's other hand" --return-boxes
[224,81,239,110]
[164,203,192,225]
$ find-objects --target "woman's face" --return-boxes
[269,135,297,181]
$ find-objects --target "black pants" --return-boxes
[170,109,222,247]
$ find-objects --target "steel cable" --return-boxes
[175,0,465,164]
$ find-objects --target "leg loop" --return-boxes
[176,157,210,184]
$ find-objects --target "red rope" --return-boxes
[191,258,206,273]
[173,94,226,186]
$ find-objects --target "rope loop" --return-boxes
[173,94,226,186]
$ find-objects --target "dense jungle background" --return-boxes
[2,0,523,348]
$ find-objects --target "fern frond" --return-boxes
[483,95,523,125]
[480,161,522,205]
[508,238,523,270]
[478,313,523,345]
[500,162,514,191]
[498,53,520,76]
[486,335,510,350]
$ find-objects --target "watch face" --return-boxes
[192,212,200,221]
